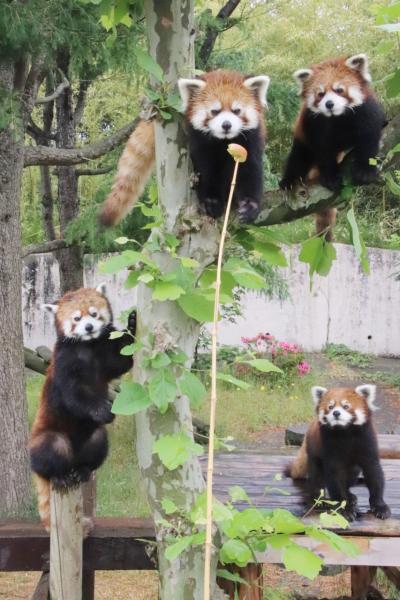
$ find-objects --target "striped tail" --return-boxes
[35,475,51,531]
[285,438,308,479]
[99,120,155,226]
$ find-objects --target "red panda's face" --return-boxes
[294,54,371,118]
[178,70,269,140]
[311,385,377,428]
[43,284,112,341]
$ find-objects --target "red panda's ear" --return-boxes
[243,75,270,107]
[293,69,313,94]
[42,303,58,315]
[177,78,206,112]
[345,54,371,83]
[311,386,327,407]
[355,384,377,411]
[96,283,107,296]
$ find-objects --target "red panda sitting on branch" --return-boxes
[280,54,386,240]
[29,284,136,533]
[286,385,391,521]
[99,69,270,226]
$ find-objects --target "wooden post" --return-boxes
[217,564,263,600]
[350,566,377,599]
[49,486,83,600]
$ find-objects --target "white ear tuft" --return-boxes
[293,69,313,94]
[42,303,58,315]
[345,54,371,83]
[356,384,377,411]
[177,78,206,112]
[243,75,270,107]
[311,386,327,407]
[96,283,107,296]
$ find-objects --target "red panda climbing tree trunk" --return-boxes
[133,2,226,598]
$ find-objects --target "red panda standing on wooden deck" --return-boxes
[29,285,136,533]
[280,54,386,240]
[99,70,270,226]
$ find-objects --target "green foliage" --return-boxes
[324,344,372,369]
[153,432,204,470]
[299,237,337,279]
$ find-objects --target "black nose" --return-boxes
[85,323,94,332]
[325,100,334,110]
[222,120,232,132]
[333,409,341,418]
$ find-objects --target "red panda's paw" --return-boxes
[237,198,260,223]
[279,178,295,191]
[351,164,379,186]
[127,310,137,337]
[370,502,391,520]
[203,197,224,219]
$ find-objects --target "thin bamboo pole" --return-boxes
[203,144,247,600]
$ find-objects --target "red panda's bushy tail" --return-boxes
[99,120,155,227]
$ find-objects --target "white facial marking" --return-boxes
[325,405,353,427]
[243,75,270,107]
[311,91,349,117]
[207,110,244,139]
[355,384,377,411]
[306,92,316,110]
[348,85,365,107]
[177,78,206,112]
[190,106,209,132]
[210,100,222,113]
[311,386,328,406]
[345,53,371,83]
[63,319,73,337]
[318,408,327,424]
[354,408,367,425]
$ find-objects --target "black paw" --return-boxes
[341,507,361,522]
[351,165,379,186]
[90,406,115,425]
[279,178,295,191]
[51,470,81,491]
[237,198,260,223]
[370,503,391,520]
[319,172,342,191]
[203,198,224,219]
[127,310,137,337]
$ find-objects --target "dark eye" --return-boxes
[317,91,325,99]
[74,316,81,322]
[91,311,98,318]
[210,109,220,116]
[343,403,350,410]
[232,108,241,115]
[336,87,344,95]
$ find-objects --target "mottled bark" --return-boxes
[134,2,226,598]
[0,61,31,515]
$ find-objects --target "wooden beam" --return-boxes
[350,566,377,599]
[49,486,83,600]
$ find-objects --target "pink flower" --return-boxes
[256,339,267,352]
[297,361,311,376]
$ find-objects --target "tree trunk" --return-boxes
[55,52,83,293]
[134,3,226,598]
[0,61,31,515]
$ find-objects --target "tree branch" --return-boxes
[22,239,68,258]
[23,117,140,167]
[199,0,242,66]
[75,166,112,177]
[35,71,70,104]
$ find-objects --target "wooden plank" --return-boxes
[31,571,49,600]
[49,486,83,600]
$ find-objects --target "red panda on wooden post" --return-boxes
[29,285,136,533]
[286,385,391,521]
[280,54,386,241]
[99,69,270,226]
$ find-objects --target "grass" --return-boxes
[324,343,373,369]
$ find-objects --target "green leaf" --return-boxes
[169,349,188,364]
[112,381,151,415]
[223,508,269,539]
[385,173,400,196]
[307,527,359,557]
[180,256,200,268]
[109,331,124,339]
[252,241,287,267]
[153,432,203,470]
[148,369,177,414]
[347,207,370,274]
[100,250,141,274]
[124,271,141,289]
[216,372,251,390]
[225,258,266,290]
[177,290,214,322]
[282,543,323,579]
[138,272,154,284]
[319,511,349,529]
[199,267,236,298]
[269,509,305,534]
[385,68,400,98]
[299,237,337,277]
[220,539,252,568]
[165,535,193,561]
[242,359,282,374]
[161,498,179,515]
[178,371,207,408]
[153,281,185,301]
[134,47,164,82]
[229,486,251,504]
[189,493,233,525]
[115,236,129,245]
[216,569,248,586]
[150,352,171,369]
[120,343,136,356]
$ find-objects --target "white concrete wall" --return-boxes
[22,244,400,356]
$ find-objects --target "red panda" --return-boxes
[29,284,136,534]
[286,385,391,521]
[99,69,270,226]
[280,54,386,241]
